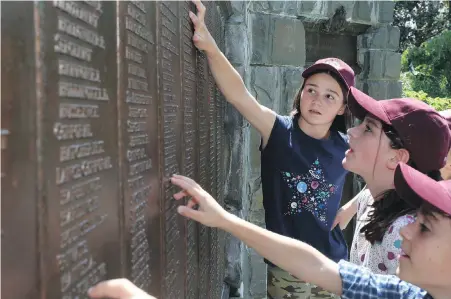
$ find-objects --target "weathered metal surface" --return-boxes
[180,2,200,299]
[1,3,39,299]
[1,1,227,299]
[117,1,162,296]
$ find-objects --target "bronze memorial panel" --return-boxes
[1,1,227,298]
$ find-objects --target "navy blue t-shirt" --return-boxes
[261,114,349,262]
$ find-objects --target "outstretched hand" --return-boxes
[171,174,231,228]
[88,279,156,299]
[189,0,218,54]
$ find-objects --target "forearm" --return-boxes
[340,197,358,228]
[206,47,251,106]
[221,214,343,295]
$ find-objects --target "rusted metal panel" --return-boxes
[1,3,39,299]
[117,1,162,297]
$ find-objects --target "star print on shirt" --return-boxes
[281,158,338,226]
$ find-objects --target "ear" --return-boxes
[387,148,410,170]
[337,104,346,116]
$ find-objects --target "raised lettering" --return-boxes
[129,159,152,176]
[59,81,109,101]
[56,156,113,185]
[59,103,100,119]
[53,123,93,140]
[60,140,104,162]
[53,1,100,28]
[126,46,143,64]
[58,59,100,82]
[54,34,93,61]
[57,15,105,49]
[126,91,152,105]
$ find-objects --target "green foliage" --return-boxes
[401,30,451,98]
[402,89,451,111]
[393,1,450,52]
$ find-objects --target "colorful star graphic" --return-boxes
[281,158,338,226]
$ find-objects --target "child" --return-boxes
[188,1,354,297]
[88,163,451,299]
[190,1,355,298]
[331,88,449,275]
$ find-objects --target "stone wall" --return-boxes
[221,1,401,298]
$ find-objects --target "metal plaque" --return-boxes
[1,1,227,299]
[36,2,121,298]
[180,1,200,299]
[117,1,161,296]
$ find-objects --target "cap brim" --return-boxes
[302,63,350,89]
[395,163,451,214]
[348,87,391,124]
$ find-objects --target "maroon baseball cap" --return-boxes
[348,87,451,173]
[395,162,451,215]
[302,58,355,89]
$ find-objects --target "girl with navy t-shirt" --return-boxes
[187,2,354,298]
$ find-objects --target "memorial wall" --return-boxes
[1,1,226,298]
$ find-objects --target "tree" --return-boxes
[393,1,450,52]
[401,30,451,100]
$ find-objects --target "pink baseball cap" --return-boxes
[302,58,355,89]
[395,162,451,215]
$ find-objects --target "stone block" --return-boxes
[282,67,304,114]
[224,208,244,289]
[378,1,395,24]
[298,1,318,16]
[351,1,395,25]
[305,31,357,67]
[284,1,298,16]
[250,66,281,108]
[251,1,285,14]
[250,13,271,65]
[247,247,267,299]
[251,13,306,66]
[272,17,306,66]
[358,50,401,80]
[225,24,247,64]
[387,80,402,98]
[384,52,401,79]
[228,1,246,24]
[365,80,388,100]
[357,25,400,50]
[351,1,373,24]
[327,1,356,20]
[365,80,403,100]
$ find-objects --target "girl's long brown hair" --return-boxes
[359,123,443,244]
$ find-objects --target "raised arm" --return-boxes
[190,0,276,145]
[171,175,344,295]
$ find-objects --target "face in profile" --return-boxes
[397,209,451,291]
[342,116,403,181]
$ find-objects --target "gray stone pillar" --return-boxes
[223,1,251,297]
[355,3,402,100]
